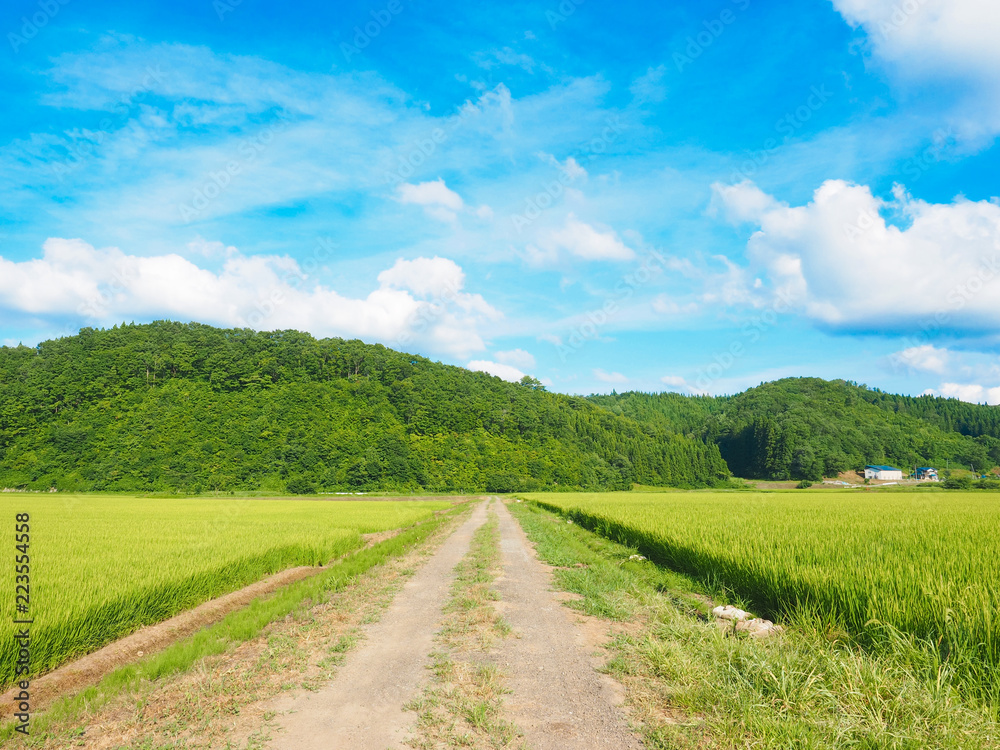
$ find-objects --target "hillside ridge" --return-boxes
[0,322,728,492]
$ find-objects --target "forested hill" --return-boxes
[591,378,1000,481]
[0,322,730,493]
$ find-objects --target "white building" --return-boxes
[864,465,903,480]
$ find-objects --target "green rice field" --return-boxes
[0,495,451,687]
[521,490,1000,703]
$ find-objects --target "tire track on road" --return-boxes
[492,498,644,750]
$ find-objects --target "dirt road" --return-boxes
[492,499,643,749]
[266,501,490,750]
[264,498,643,749]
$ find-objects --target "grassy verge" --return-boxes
[508,499,1000,750]
[1,502,471,746]
[406,506,524,750]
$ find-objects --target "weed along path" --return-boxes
[491,499,643,750]
[265,500,490,750]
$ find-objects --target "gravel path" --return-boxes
[492,499,644,749]
[265,501,489,750]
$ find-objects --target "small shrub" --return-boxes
[286,476,318,495]
[942,476,973,490]
[795,480,813,489]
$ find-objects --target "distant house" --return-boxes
[864,465,903,480]
[916,467,939,481]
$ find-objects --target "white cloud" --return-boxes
[467,360,526,382]
[891,344,949,373]
[652,295,698,316]
[593,368,628,384]
[0,239,500,358]
[833,0,1000,75]
[629,65,667,104]
[709,181,780,224]
[186,236,237,258]
[476,47,537,74]
[660,374,709,396]
[378,256,464,299]
[538,152,588,181]
[711,179,1000,332]
[832,0,1000,142]
[495,348,536,369]
[531,213,635,264]
[927,382,1000,406]
[397,179,465,222]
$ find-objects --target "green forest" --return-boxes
[0,322,729,493]
[3,323,997,491]
[592,378,1000,480]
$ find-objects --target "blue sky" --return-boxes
[2,0,1000,402]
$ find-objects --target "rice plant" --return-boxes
[0,495,449,686]
[522,490,1000,705]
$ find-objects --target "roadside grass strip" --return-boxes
[406,507,524,750]
[0,502,470,746]
[508,499,1000,750]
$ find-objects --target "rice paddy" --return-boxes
[521,490,1000,704]
[0,495,451,687]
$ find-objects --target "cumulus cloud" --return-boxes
[526,214,635,265]
[0,239,500,358]
[550,214,635,261]
[925,382,1000,406]
[891,344,949,373]
[494,348,536,369]
[711,179,1000,333]
[593,368,628,384]
[467,359,526,382]
[378,256,465,299]
[397,179,465,222]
